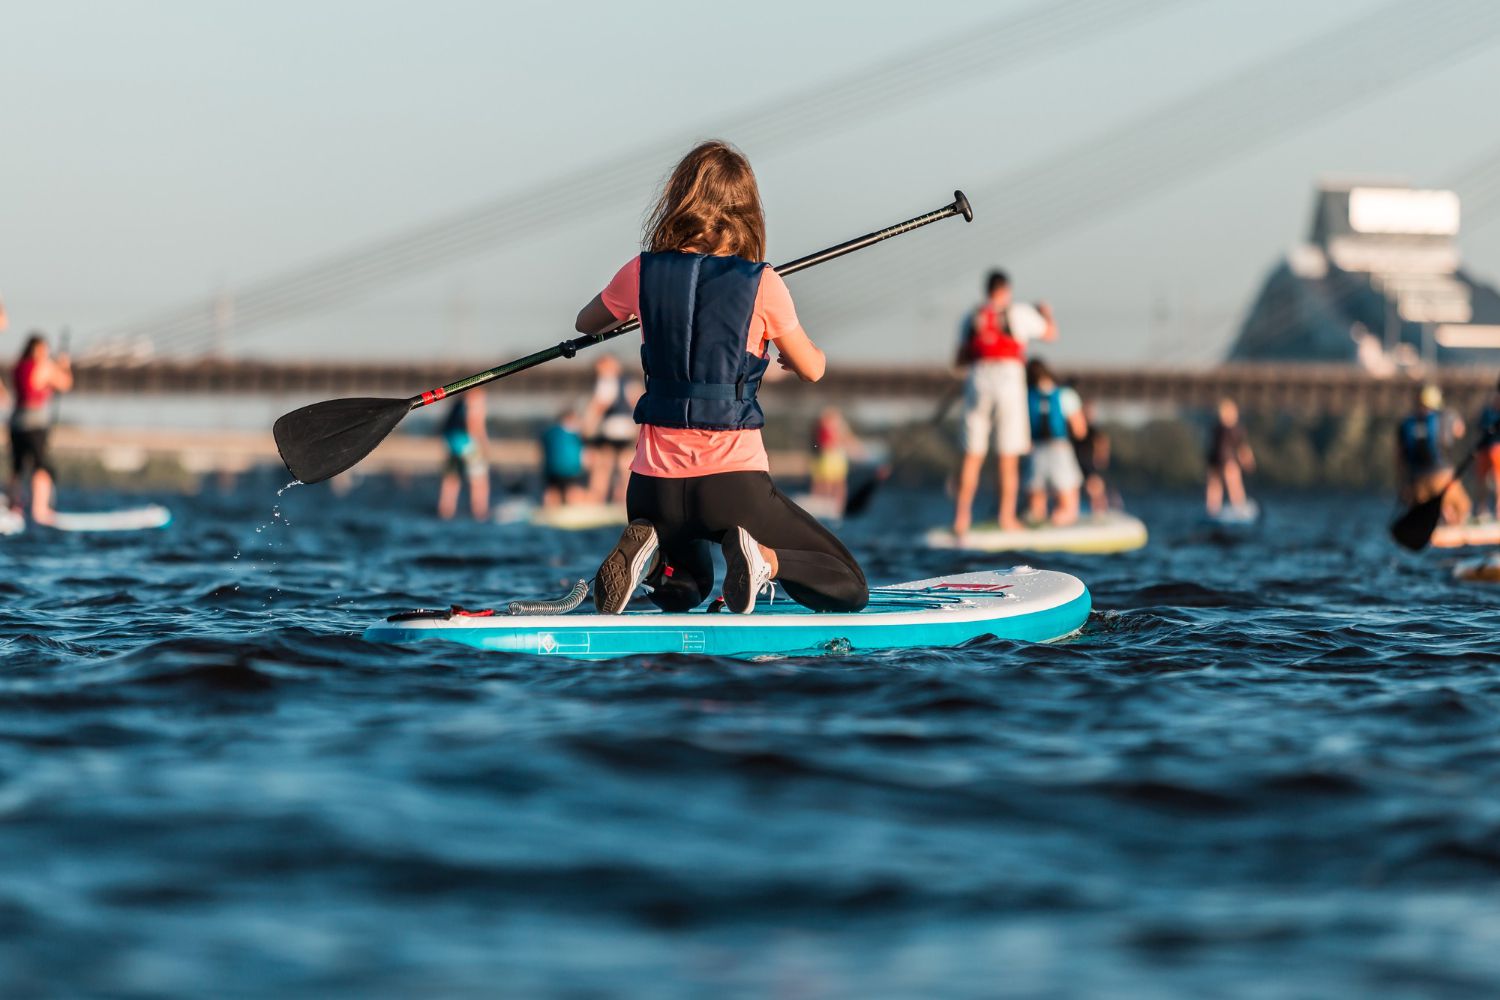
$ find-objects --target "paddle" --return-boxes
[53,328,70,426]
[842,464,891,518]
[1389,418,1497,551]
[274,192,974,484]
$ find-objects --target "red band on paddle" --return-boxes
[420,386,448,407]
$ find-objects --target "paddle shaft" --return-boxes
[1428,417,1497,501]
[405,191,974,411]
[53,328,71,425]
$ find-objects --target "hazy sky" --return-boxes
[4,0,1499,365]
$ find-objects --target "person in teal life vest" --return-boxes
[539,407,587,508]
[1473,377,1500,522]
[436,389,490,520]
[1205,398,1255,516]
[1397,384,1469,526]
[952,270,1057,536]
[573,140,867,616]
[1023,359,1086,526]
[7,332,73,524]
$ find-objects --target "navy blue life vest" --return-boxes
[1480,405,1500,446]
[633,252,769,431]
[1029,386,1070,442]
[1399,411,1443,470]
[602,378,633,420]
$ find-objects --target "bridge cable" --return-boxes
[795,0,1500,354]
[103,0,1195,356]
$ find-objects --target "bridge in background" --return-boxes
[71,359,1500,418]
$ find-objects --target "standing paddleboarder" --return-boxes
[1024,359,1086,526]
[575,141,868,615]
[581,353,640,506]
[951,270,1057,537]
[1472,377,1500,522]
[8,332,72,524]
[1205,398,1255,516]
[435,389,490,520]
[1396,385,1469,527]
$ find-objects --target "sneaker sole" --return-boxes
[721,527,757,615]
[594,521,658,614]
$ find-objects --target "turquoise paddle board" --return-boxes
[364,568,1090,660]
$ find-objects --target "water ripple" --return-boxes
[1,485,1498,996]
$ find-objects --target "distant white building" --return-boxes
[1228,182,1500,370]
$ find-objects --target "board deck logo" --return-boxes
[934,582,1013,593]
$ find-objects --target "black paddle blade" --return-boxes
[1389,495,1445,552]
[842,465,891,518]
[273,396,411,484]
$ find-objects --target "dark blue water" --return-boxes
[2,480,1498,998]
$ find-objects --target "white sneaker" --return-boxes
[721,526,774,614]
[594,520,659,614]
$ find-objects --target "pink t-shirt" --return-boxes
[600,255,805,478]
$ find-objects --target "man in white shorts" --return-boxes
[1024,359,1086,526]
[952,270,1057,535]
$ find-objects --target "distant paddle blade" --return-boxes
[1389,496,1444,552]
[273,396,410,484]
[842,465,891,518]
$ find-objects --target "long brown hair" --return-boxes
[645,141,766,262]
[18,332,46,365]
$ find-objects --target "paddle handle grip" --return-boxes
[406,191,973,410]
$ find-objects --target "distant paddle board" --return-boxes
[494,499,627,531]
[365,567,1090,660]
[1431,518,1500,549]
[1453,554,1500,582]
[0,505,23,537]
[1203,499,1261,531]
[46,505,172,533]
[787,493,844,522]
[926,511,1148,555]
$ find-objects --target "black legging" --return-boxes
[10,427,55,479]
[626,471,868,613]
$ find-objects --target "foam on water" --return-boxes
[1,477,1498,997]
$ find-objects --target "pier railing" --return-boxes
[70,359,1500,417]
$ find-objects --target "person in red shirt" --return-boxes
[8,333,73,524]
[574,141,867,616]
[952,271,1057,536]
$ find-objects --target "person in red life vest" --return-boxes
[8,332,73,524]
[952,270,1057,536]
[574,140,868,616]
[809,406,865,512]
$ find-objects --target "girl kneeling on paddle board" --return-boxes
[575,141,869,615]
